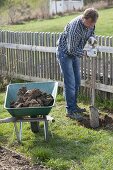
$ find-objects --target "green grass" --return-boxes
[0,8,113,36]
[0,92,113,169]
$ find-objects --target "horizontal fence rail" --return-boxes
[1,42,113,53]
[0,30,113,98]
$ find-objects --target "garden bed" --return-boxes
[0,146,46,170]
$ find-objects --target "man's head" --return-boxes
[82,8,99,28]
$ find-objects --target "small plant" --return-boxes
[47,158,70,170]
[31,148,51,162]
[0,75,10,91]
[56,94,64,102]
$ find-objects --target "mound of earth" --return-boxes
[79,114,113,130]
[10,87,54,108]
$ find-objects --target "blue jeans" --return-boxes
[56,47,81,113]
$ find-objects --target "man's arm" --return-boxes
[88,26,97,46]
[67,21,84,57]
[91,25,95,37]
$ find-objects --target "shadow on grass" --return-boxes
[19,125,104,169]
[0,117,113,169]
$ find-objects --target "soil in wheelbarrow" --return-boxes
[10,87,54,108]
[78,114,113,130]
[0,146,47,170]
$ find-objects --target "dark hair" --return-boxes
[83,8,99,22]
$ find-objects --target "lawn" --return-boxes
[0,8,113,36]
[0,92,113,170]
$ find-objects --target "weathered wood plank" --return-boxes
[39,32,44,79]
[51,33,55,80]
[110,37,113,85]
[34,32,38,77]
[105,36,109,85]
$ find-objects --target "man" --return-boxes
[56,8,99,120]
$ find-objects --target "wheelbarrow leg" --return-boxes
[14,121,22,143]
[44,116,48,141]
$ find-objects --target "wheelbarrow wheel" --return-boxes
[30,116,39,133]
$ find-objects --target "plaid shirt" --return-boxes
[57,15,95,58]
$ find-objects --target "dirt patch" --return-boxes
[10,87,54,108]
[79,114,113,130]
[0,146,47,170]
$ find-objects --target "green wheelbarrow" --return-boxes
[1,81,58,142]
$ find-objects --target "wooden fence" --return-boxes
[0,30,113,99]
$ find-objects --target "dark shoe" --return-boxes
[66,112,83,121]
[76,105,86,113]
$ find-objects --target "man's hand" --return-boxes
[88,36,97,47]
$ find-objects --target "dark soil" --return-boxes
[79,114,113,130]
[0,146,47,170]
[10,87,54,108]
